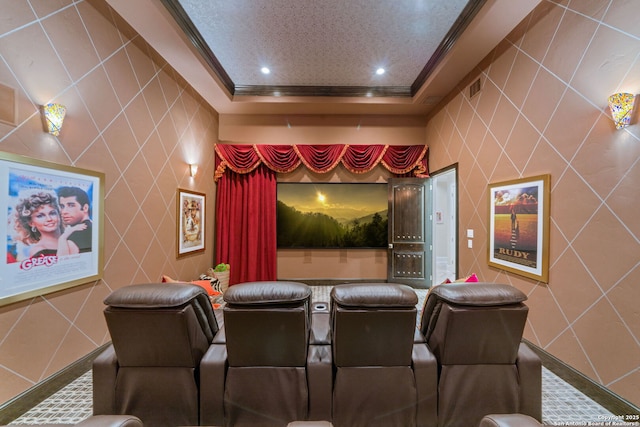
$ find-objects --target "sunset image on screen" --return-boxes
[277,183,387,248]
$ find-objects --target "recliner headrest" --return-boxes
[331,283,417,308]
[104,282,219,344]
[428,282,527,306]
[105,282,209,308]
[224,281,311,307]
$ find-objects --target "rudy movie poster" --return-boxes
[488,174,549,282]
[492,183,540,269]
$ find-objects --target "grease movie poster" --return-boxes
[1,153,103,305]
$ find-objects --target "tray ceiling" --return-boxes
[160,0,481,97]
[105,0,541,115]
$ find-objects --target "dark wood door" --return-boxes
[387,178,431,288]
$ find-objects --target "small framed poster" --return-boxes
[177,188,205,258]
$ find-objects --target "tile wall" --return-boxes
[426,0,639,406]
[0,0,218,403]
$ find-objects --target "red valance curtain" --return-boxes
[214,144,428,286]
[214,144,428,181]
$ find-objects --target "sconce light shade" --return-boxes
[189,164,198,177]
[43,103,66,136]
[608,93,636,129]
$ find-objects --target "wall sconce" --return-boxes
[608,93,636,129]
[42,103,66,136]
[189,164,198,177]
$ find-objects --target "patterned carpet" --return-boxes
[9,286,624,426]
[10,366,621,426]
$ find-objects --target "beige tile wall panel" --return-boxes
[426,0,640,407]
[0,0,217,403]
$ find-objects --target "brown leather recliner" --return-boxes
[203,281,332,427]
[418,283,542,427]
[330,283,438,427]
[93,283,219,427]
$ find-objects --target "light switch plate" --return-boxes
[467,229,474,238]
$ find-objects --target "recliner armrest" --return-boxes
[310,311,331,345]
[92,345,118,415]
[76,415,144,427]
[412,343,438,427]
[200,344,227,427]
[212,325,226,344]
[479,414,542,426]
[307,343,332,421]
[516,342,542,422]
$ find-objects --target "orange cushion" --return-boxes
[191,279,220,296]
[162,275,220,297]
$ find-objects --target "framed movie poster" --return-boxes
[1,151,104,307]
[177,189,205,258]
[487,174,550,283]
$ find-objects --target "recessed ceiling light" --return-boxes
[375,68,385,75]
[261,67,271,75]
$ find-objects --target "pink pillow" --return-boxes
[465,273,479,282]
[441,273,479,284]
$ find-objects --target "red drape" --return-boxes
[215,164,277,285]
[214,143,428,286]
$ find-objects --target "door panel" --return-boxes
[431,165,458,286]
[387,178,431,288]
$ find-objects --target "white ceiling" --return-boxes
[104,0,541,116]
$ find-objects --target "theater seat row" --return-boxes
[93,281,541,427]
